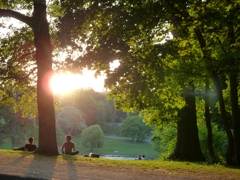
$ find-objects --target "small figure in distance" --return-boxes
[13,137,37,151]
[61,134,79,155]
[141,155,146,160]
[138,154,141,160]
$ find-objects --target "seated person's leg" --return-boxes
[70,151,79,155]
[13,146,25,151]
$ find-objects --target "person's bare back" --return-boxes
[61,141,75,154]
[61,135,79,155]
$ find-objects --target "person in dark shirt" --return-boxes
[61,135,79,155]
[13,137,37,151]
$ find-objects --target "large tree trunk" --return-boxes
[32,1,58,155]
[204,79,215,159]
[212,72,234,165]
[169,84,205,161]
[230,73,240,165]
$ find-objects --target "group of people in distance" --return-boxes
[138,154,146,160]
[13,135,79,155]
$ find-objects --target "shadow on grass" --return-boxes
[62,155,79,179]
[12,155,26,166]
[23,154,58,179]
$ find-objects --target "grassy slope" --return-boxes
[0,137,158,157]
[0,149,240,179]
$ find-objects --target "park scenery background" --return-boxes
[0,87,229,162]
[0,88,158,160]
[1,1,240,176]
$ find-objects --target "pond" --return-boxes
[99,154,158,160]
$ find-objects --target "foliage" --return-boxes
[121,116,152,141]
[150,125,177,159]
[25,120,65,146]
[0,26,38,117]
[0,103,34,147]
[56,105,87,135]
[81,124,105,151]
[115,109,127,123]
[57,88,117,130]
[198,123,227,163]
[95,100,108,132]
[152,123,228,162]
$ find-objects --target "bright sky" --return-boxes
[51,60,120,93]
[51,69,106,93]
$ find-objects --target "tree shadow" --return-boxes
[23,155,57,179]
[62,155,79,179]
[12,155,26,166]
[9,151,34,166]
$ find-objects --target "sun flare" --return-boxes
[51,69,106,93]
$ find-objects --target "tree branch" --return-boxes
[0,9,33,27]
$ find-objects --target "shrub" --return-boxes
[81,124,105,151]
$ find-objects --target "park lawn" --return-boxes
[72,136,158,157]
[0,149,240,179]
[0,137,158,157]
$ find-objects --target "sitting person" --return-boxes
[61,134,79,155]
[138,154,142,160]
[13,137,37,151]
[141,155,146,160]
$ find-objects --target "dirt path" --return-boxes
[105,135,152,144]
[0,154,214,180]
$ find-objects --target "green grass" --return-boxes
[0,149,240,179]
[0,137,158,157]
[72,136,158,157]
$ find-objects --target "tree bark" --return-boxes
[204,79,215,159]
[212,72,234,165]
[230,73,240,165]
[169,83,205,161]
[32,0,58,155]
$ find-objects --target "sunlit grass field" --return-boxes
[0,136,158,157]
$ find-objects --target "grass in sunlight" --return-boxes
[0,149,240,179]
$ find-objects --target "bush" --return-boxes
[81,124,105,151]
